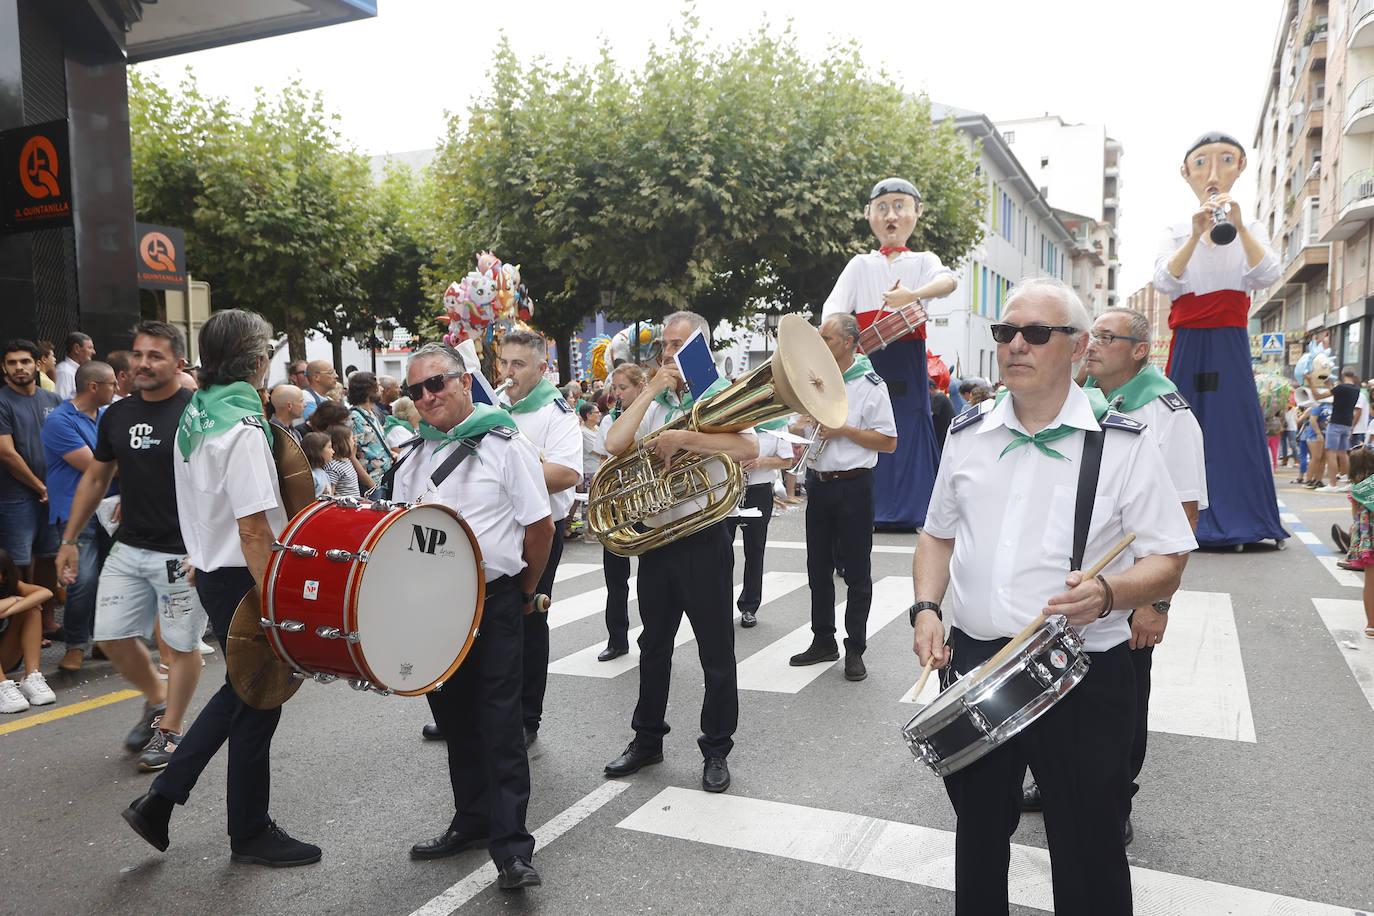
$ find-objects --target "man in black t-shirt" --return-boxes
[56,322,209,773]
[929,378,954,453]
[1318,367,1364,493]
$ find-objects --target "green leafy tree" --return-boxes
[430,16,985,380]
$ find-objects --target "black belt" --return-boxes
[809,467,871,482]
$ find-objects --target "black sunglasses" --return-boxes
[404,371,464,400]
[990,323,1079,345]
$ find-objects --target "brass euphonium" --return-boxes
[589,314,848,557]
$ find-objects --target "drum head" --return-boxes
[353,505,483,694]
[226,586,303,710]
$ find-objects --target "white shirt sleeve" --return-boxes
[544,408,584,474]
[225,426,283,519]
[862,382,898,438]
[505,435,554,527]
[821,258,860,318]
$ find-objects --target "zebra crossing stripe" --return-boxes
[1312,597,1374,716]
[618,787,1356,915]
[553,562,601,584]
[547,579,638,631]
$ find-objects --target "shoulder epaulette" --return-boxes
[1159,391,1190,412]
[397,433,423,451]
[485,425,517,440]
[865,371,883,385]
[553,397,573,414]
[950,401,992,434]
[1100,410,1146,434]
[240,415,264,429]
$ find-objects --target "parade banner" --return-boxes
[135,222,188,290]
[1,119,73,233]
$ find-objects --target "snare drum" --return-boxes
[262,499,485,695]
[901,616,1090,777]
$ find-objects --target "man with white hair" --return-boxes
[910,277,1196,913]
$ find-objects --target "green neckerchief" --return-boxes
[1353,475,1374,513]
[654,375,731,421]
[383,414,413,436]
[176,381,272,461]
[841,354,875,383]
[504,378,561,415]
[1085,365,1177,413]
[995,387,1109,461]
[418,403,510,457]
[754,416,791,432]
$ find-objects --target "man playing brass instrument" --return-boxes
[601,310,756,794]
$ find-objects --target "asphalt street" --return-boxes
[4,469,1373,915]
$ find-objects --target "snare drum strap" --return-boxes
[1070,428,1105,572]
[369,432,485,500]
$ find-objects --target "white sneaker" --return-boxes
[0,679,29,713]
[197,639,216,656]
[17,671,56,706]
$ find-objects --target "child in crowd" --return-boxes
[324,425,361,498]
[0,547,57,713]
[301,431,334,499]
[1299,400,1331,488]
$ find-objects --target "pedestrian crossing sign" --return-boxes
[1260,333,1284,355]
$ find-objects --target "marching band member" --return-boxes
[596,364,647,661]
[497,329,582,747]
[725,419,793,628]
[911,279,1195,914]
[393,343,552,891]
[788,313,896,680]
[121,309,319,868]
[601,311,755,794]
[821,176,956,529]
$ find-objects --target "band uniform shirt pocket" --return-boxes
[1042,484,1116,566]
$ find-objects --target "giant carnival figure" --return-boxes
[820,177,956,529]
[1153,133,1286,548]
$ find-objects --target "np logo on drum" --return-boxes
[409,524,456,558]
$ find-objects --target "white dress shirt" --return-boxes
[175,419,288,573]
[1152,220,1281,297]
[746,429,792,486]
[821,250,956,320]
[810,370,897,472]
[924,385,1197,652]
[390,427,549,581]
[499,392,582,522]
[55,358,79,401]
[1111,384,1208,510]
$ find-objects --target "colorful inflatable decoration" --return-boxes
[926,351,950,394]
[437,250,538,362]
[1293,339,1334,392]
[588,335,613,380]
[608,322,663,367]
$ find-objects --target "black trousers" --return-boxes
[804,470,874,653]
[1127,628,1153,815]
[428,583,534,866]
[521,518,563,730]
[151,566,282,840]
[941,627,1135,916]
[631,521,737,759]
[603,547,631,652]
[725,482,774,614]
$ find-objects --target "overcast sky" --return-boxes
[139,0,1284,299]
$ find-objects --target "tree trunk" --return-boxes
[285,311,308,362]
[331,331,344,378]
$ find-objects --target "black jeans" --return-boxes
[804,470,874,653]
[151,566,282,840]
[428,583,534,866]
[631,521,737,759]
[521,518,563,730]
[1127,612,1153,816]
[725,482,774,614]
[941,627,1135,916]
[602,547,631,651]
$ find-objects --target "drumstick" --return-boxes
[908,656,937,704]
[523,593,551,615]
[972,533,1137,684]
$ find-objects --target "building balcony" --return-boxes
[1281,240,1328,288]
[1347,77,1374,134]
[1352,0,1374,49]
[1323,168,1374,241]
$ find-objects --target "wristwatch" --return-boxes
[1151,600,1170,614]
[909,601,942,626]
[60,538,80,547]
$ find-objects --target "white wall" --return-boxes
[998,117,1108,223]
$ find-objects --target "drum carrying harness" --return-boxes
[370,427,513,501]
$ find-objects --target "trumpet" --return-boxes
[789,423,828,475]
[1208,191,1237,245]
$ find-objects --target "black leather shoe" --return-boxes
[1021,782,1043,812]
[524,726,538,748]
[409,828,489,860]
[597,645,628,662]
[604,739,663,777]
[740,611,757,628]
[497,855,542,890]
[844,652,867,681]
[122,790,173,852]
[702,756,731,793]
[229,820,321,867]
[421,723,444,740]
[789,639,840,666]
[1123,816,1134,846]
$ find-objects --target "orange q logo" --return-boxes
[141,232,177,273]
[19,136,60,199]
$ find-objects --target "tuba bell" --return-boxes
[589,314,847,556]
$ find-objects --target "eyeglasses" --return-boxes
[1089,331,1146,346]
[404,371,464,400]
[990,324,1079,345]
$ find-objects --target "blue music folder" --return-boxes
[673,329,720,400]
